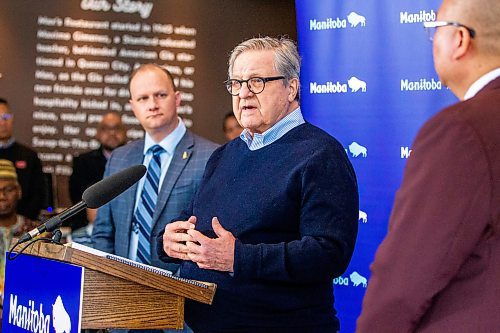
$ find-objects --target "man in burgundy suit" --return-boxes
[357,0,500,331]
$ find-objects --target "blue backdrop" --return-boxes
[295,1,457,332]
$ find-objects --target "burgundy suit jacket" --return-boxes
[357,77,500,332]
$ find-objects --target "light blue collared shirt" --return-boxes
[240,107,305,150]
[129,117,186,261]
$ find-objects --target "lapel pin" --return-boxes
[182,151,189,160]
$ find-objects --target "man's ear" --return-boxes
[175,91,182,107]
[452,27,473,60]
[288,78,299,102]
[17,186,22,201]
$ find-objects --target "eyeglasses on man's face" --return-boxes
[423,21,476,41]
[224,76,285,96]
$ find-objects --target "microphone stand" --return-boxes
[18,201,87,244]
[51,229,63,243]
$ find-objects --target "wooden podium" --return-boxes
[20,241,216,330]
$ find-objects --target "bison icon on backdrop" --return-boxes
[348,76,367,92]
[348,142,367,157]
[350,271,368,287]
[359,210,368,223]
[347,12,366,27]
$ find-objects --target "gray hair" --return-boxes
[228,36,301,101]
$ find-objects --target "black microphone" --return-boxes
[18,164,146,244]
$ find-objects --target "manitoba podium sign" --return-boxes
[3,253,84,332]
[1,242,216,330]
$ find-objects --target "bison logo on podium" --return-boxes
[52,295,72,333]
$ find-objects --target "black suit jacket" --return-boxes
[68,146,107,229]
[0,142,46,220]
[69,146,107,204]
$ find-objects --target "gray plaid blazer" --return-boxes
[91,130,218,272]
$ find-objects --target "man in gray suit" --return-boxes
[92,64,217,276]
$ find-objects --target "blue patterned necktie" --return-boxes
[134,144,164,264]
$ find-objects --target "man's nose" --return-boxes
[238,83,253,99]
[147,96,159,109]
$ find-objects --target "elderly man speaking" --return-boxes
[159,36,359,333]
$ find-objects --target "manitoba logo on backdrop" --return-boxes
[347,12,366,27]
[359,210,368,223]
[400,77,443,92]
[350,271,368,288]
[310,11,366,31]
[310,76,367,94]
[333,271,368,288]
[400,9,436,24]
[401,146,412,159]
[348,142,367,158]
[348,76,367,92]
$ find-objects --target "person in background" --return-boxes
[0,159,39,300]
[0,98,47,220]
[69,111,127,232]
[222,111,243,141]
[357,0,500,331]
[159,37,359,333]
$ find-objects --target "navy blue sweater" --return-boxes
[159,123,359,332]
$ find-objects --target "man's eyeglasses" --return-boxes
[423,21,476,41]
[224,76,285,96]
[0,113,13,121]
